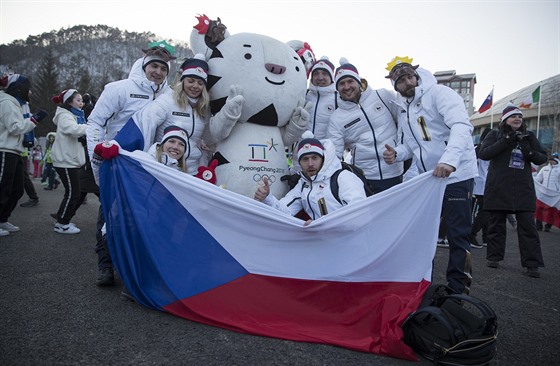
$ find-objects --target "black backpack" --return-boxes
[330,161,374,203]
[401,284,498,366]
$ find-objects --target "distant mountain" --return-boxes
[0,24,193,96]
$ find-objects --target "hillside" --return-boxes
[0,25,193,136]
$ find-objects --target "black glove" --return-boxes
[502,125,517,146]
[281,173,301,189]
[518,139,533,159]
[30,110,48,125]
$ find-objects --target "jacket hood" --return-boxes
[302,138,341,183]
[128,57,169,91]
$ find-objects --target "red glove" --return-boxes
[94,141,119,160]
[195,159,218,184]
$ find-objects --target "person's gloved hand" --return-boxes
[159,153,179,168]
[30,110,48,125]
[94,141,119,160]
[502,125,517,145]
[518,140,533,159]
[195,159,218,184]
[223,85,244,119]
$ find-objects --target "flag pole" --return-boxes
[489,85,494,129]
[536,82,542,139]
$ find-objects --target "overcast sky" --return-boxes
[1,0,558,108]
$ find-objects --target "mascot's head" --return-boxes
[190,17,308,128]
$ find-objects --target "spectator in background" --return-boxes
[0,74,45,236]
[50,89,88,235]
[41,132,60,190]
[478,104,547,278]
[535,154,560,232]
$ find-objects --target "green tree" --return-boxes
[31,49,60,137]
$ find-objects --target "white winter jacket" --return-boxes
[391,68,478,185]
[86,61,172,158]
[305,84,337,140]
[263,139,366,220]
[51,107,88,168]
[328,86,403,180]
[130,92,209,175]
[536,163,560,191]
[0,92,35,154]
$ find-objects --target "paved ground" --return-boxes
[1,179,559,365]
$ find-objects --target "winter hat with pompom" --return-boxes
[179,54,209,84]
[51,89,78,105]
[161,125,188,147]
[335,57,361,88]
[310,56,335,84]
[500,104,523,125]
[297,131,325,162]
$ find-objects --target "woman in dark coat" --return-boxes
[478,104,547,278]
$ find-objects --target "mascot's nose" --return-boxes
[265,63,286,75]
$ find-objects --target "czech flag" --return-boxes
[534,179,560,228]
[99,150,447,361]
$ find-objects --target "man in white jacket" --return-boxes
[382,57,478,295]
[254,131,366,222]
[86,45,174,287]
[328,58,403,194]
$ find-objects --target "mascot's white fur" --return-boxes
[190,14,309,198]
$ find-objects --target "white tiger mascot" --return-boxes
[190,14,310,199]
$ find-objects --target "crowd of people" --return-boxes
[1,42,558,301]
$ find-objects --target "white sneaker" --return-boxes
[437,238,449,248]
[0,228,9,237]
[54,222,80,234]
[0,222,20,232]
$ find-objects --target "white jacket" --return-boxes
[305,84,337,140]
[263,139,366,220]
[130,92,209,175]
[0,92,35,154]
[328,86,403,181]
[51,107,88,168]
[86,62,172,158]
[536,163,560,191]
[391,68,478,185]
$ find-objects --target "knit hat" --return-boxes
[142,48,173,71]
[161,126,188,146]
[0,73,28,89]
[385,56,419,90]
[310,56,335,83]
[297,131,325,162]
[500,104,523,124]
[335,57,361,88]
[51,89,78,104]
[179,54,209,84]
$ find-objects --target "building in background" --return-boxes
[434,70,477,116]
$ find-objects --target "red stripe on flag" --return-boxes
[535,200,560,228]
[164,273,430,360]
